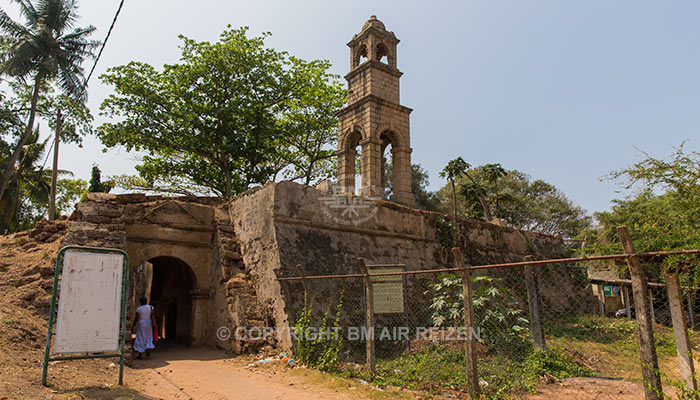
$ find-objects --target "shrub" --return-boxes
[294,291,344,372]
[426,273,530,352]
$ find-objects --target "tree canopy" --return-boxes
[383,162,440,211]
[0,79,90,232]
[98,27,345,199]
[0,0,98,203]
[436,163,591,239]
[0,129,51,233]
[590,144,700,275]
[87,165,112,193]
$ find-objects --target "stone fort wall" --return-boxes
[62,181,587,352]
[228,182,587,350]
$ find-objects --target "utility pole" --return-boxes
[48,109,62,221]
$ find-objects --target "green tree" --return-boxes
[5,75,93,221]
[384,162,440,211]
[0,80,92,224]
[441,159,494,222]
[108,174,206,197]
[277,67,345,185]
[98,27,344,199]
[440,157,471,246]
[56,177,87,215]
[591,144,700,276]
[0,129,52,233]
[88,165,112,193]
[7,79,93,144]
[0,84,22,170]
[0,0,98,203]
[438,166,590,239]
[481,163,506,215]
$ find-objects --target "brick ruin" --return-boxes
[60,17,589,353]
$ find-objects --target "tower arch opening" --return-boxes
[354,144,363,195]
[381,133,394,199]
[338,128,363,195]
[353,44,368,68]
[376,42,390,65]
[380,130,406,200]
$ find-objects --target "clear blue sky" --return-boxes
[5,0,699,215]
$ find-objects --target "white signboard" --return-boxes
[54,251,125,354]
[369,267,405,314]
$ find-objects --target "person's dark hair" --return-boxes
[139,296,148,305]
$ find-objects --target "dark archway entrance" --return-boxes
[148,256,195,345]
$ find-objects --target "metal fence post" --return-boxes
[118,251,129,386]
[617,226,662,400]
[665,271,698,392]
[358,258,375,372]
[524,257,546,350]
[453,248,480,398]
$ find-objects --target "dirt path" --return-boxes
[524,377,646,400]
[124,344,407,400]
[125,346,654,400]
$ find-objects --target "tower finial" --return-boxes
[362,15,386,32]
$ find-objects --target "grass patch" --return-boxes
[480,348,592,398]
[337,343,591,400]
[289,367,415,400]
[546,314,698,385]
[296,314,698,398]
[523,348,591,381]
[546,314,637,344]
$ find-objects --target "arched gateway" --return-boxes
[133,256,197,345]
[64,194,270,352]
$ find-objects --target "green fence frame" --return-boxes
[41,246,130,387]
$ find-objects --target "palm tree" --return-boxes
[440,157,471,247]
[0,0,98,206]
[0,129,52,233]
[478,163,506,219]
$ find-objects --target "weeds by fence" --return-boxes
[277,229,700,399]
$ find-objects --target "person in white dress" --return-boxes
[131,296,156,358]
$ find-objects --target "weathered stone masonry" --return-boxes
[64,193,268,352]
[62,181,585,352]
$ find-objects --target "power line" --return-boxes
[39,0,125,171]
[41,133,54,170]
[84,0,126,90]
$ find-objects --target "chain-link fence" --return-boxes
[277,244,700,399]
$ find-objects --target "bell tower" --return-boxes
[337,16,415,206]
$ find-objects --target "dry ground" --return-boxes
[126,344,415,400]
[524,377,645,400]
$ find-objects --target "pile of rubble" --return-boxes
[21,216,70,250]
[0,218,71,330]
